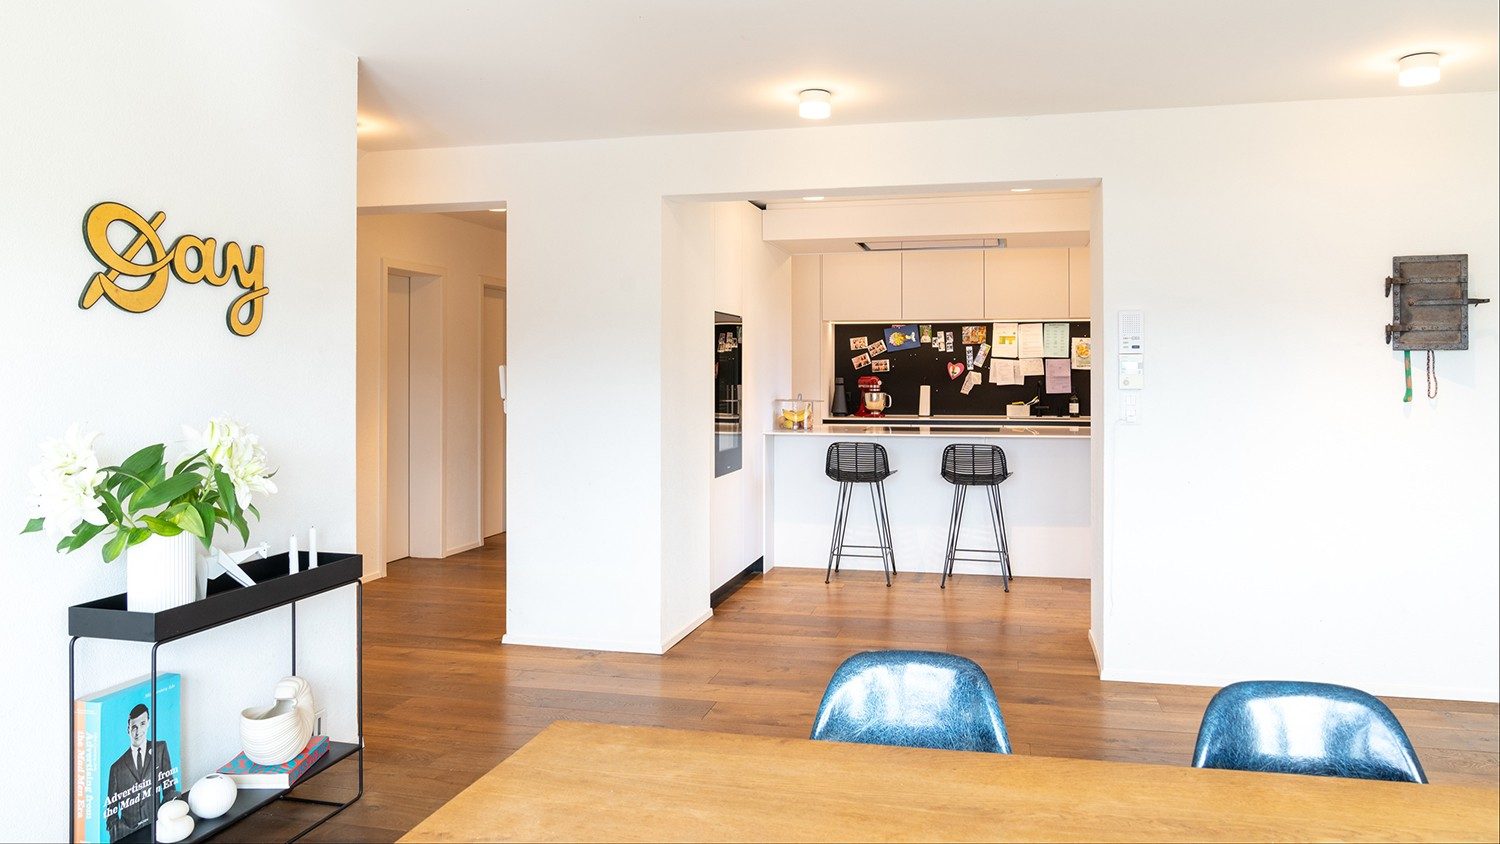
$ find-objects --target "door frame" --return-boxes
[479,276,507,541]
[375,257,448,576]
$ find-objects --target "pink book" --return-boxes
[218,735,329,789]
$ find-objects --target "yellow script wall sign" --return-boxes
[79,201,268,336]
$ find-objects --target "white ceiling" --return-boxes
[441,210,508,231]
[269,0,1499,152]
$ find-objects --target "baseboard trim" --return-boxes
[501,631,664,654]
[1098,665,1500,704]
[1087,628,1101,672]
[710,557,764,608]
[660,608,713,653]
[443,539,484,557]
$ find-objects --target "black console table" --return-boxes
[68,552,364,843]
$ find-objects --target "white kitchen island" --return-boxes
[765,424,1090,580]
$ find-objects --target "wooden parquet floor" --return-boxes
[229,534,1499,842]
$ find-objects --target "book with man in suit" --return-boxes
[74,674,182,843]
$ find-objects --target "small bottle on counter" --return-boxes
[1068,395,1080,417]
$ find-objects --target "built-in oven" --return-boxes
[714,312,742,477]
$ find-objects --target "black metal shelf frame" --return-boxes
[67,553,364,844]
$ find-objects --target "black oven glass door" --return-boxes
[714,312,742,477]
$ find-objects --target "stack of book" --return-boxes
[218,735,329,788]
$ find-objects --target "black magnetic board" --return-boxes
[831,321,1091,417]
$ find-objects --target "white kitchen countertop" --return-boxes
[766,424,1089,439]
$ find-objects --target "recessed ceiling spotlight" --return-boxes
[802,196,825,201]
[489,208,506,213]
[1398,52,1441,87]
[798,89,832,120]
[1010,188,1033,193]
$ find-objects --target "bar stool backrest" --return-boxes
[825,441,892,483]
[941,444,1009,485]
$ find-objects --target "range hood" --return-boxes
[858,238,1007,252]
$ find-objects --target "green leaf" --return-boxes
[232,512,250,544]
[119,443,166,478]
[98,488,123,523]
[66,521,107,550]
[172,503,206,538]
[22,517,44,534]
[109,444,166,496]
[101,530,128,562]
[142,515,184,537]
[214,469,241,520]
[247,504,261,521]
[134,473,203,510]
[173,449,208,475]
[193,502,216,548]
[128,527,152,545]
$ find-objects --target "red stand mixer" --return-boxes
[855,375,893,417]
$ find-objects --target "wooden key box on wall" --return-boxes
[1385,254,1489,351]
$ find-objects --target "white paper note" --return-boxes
[961,370,983,395]
[1045,358,1072,394]
[1042,323,1070,358]
[988,359,1020,386]
[1019,358,1045,377]
[1017,323,1045,358]
[992,323,1019,359]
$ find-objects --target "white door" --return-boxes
[481,284,507,537]
[385,274,411,563]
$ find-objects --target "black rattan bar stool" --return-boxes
[824,442,898,587]
[940,444,1013,591]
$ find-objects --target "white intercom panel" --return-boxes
[1118,310,1145,391]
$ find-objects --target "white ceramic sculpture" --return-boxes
[240,676,316,765]
[155,800,194,843]
[187,772,238,819]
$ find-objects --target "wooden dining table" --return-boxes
[400,721,1500,842]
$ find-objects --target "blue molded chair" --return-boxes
[1191,680,1427,783]
[810,650,1011,753]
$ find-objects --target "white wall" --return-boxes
[705,202,792,592]
[355,213,506,574]
[360,92,1498,702]
[0,2,357,838]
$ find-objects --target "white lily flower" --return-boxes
[27,425,107,538]
[182,417,277,508]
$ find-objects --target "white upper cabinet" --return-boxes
[899,250,984,321]
[984,248,1070,320]
[1068,246,1091,319]
[820,252,903,321]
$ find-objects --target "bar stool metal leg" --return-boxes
[985,484,1009,592]
[865,483,892,587]
[875,479,897,577]
[825,481,850,584]
[942,484,966,589]
[990,484,1012,587]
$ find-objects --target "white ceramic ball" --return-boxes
[156,800,194,843]
[188,773,238,819]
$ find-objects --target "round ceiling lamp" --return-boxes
[1398,52,1441,87]
[798,89,833,120]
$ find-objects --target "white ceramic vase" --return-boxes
[240,676,317,765]
[126,532,199,613]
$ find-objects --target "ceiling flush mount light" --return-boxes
[802,196,825,201]
[798,89,832,120]
[1398,52,1441,87]
[1009,188,1033,193]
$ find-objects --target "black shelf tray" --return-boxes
[69,553,363,643]
[115,741,362,844]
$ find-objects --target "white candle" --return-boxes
[308,527,318,568]
[288,535,299,575]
